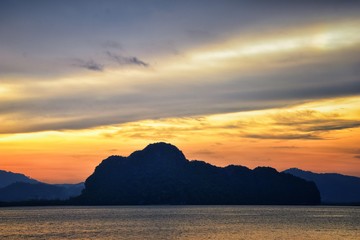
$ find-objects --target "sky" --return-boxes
[0,0,360,183]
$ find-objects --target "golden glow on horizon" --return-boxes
[1,96,359,183]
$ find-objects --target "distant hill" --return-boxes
[0,170,39,188]
[75,142,320,205]
[284,168,360,204]
[0,182,84,202]
[0,169,84,202]
[0,182,67,202]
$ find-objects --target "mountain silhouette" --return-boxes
[284,168,360,204]
[0,170,39,188]
[75,142,320,205]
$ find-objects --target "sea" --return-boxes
[0,206,359,239]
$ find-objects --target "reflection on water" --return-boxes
[0,206,359,239]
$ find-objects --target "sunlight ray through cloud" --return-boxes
[191,23,360,62]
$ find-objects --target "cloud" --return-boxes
[270,111,360,133]
[1,0,359,79]
[302,121,360,132]
[1,11,360,134]
[191,150,217,156]
[73,59,104,71]
[270,146,300,149]
[354,155,360,159]
[108,149,119,152]
[243,133,321,140]
[69,50,149,74]
[106,51,149,67]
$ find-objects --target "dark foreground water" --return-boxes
[0,206,359,239]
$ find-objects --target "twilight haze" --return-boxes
[0,0,359,183]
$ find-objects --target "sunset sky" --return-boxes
[1,0,360,183]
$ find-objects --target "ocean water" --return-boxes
[0,206,359,239]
